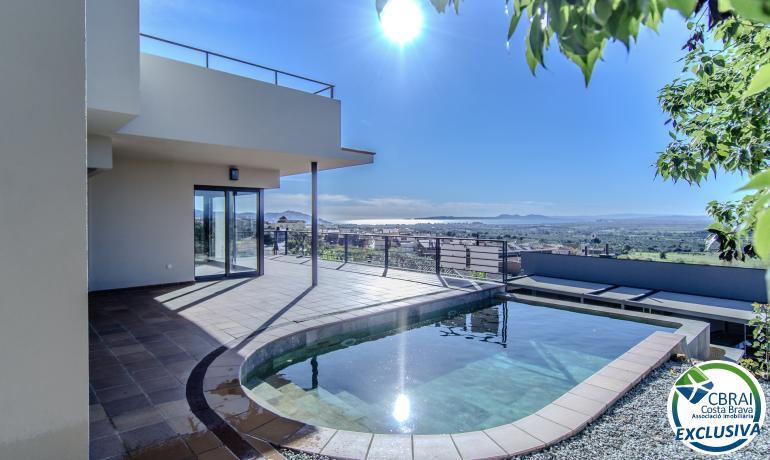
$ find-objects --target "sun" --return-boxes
[380,0,423,45]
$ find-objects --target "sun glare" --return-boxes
[380,0,423,45]
[392,393,411,423]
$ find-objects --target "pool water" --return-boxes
[244,300,673,434]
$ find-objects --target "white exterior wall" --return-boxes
[88,156,279,291]
[86,0,140,134]
[0,0,88,458]
[119,54,343,158]
[88,134,113,169]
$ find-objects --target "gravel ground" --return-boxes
[281,449,331,460]
[281,360,769,460]
[520,360,770,460]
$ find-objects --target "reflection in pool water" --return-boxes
[244,300,673,434]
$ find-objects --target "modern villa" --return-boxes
[1,1,766,460]
[85,1,375,291]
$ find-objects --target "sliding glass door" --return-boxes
[194,187,262,279]
[231,190,258,273]
[194,189,227,277]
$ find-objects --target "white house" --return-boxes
[0,1,373,457]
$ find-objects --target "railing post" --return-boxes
[344,234,349,263]
[284,230,288,255]
[501,241,508,283]
[384,236,389,269]
[435,238,441,275]
[274,228,279,255]
[274,71,278,85]
[331,86,335,99]
[205,52,209,68]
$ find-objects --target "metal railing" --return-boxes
[265,230,519,283]
[139,33,335,98]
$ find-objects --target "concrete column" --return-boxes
[311,161,318,286]
[0,1,88,458]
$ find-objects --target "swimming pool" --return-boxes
[243,299,674,434]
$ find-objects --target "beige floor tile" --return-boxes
[413,434,460,460]
[451,431,506,460]
[514,414,572,445]
[321,430,373,459]
[568,382,620,406]
[367,434,412,460]
[551,392,606,418]
[536,404,592,431]
[484,423,544,456]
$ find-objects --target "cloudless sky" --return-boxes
[141,0,745,220]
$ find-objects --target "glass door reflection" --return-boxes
[194,187,260,279]
[194,189,227,277]
[231,190,258,274]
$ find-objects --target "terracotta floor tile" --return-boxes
[196,446,238,460]
[183,430,223,454]
[120,421,177,452]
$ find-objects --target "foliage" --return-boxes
[471,271,488,280]
[655,14,770,260]
[740,357,760,376]
[657,20,770,186]
[288,231,308,256]
[748,302,770,379]
[705,196,757,261]
[376,1,770,84]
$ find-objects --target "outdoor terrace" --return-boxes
[88,257,500,459]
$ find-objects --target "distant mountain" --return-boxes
[265,210,333,225]
[419,214,560,223]
[193,209,334,225]
[423,213,553,220]
[414,213,709,224]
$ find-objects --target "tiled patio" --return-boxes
[89,257,499,459]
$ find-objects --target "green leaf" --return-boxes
[666,0,699,17]
[524,42,538,75]
[430,0,451,13]
[375,0,388,15]
[708,222,728,233]
[745,63,770,98]
[726,0,770,24]
[527,14,545,67]
[550,3,570,35]
[594,0,614,25]
[738,170,770,191]
[754,208,770,260]
[508,11,522,39]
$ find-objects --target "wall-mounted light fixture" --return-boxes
[229,167,239,181]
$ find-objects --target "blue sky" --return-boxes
[141,0,745,220]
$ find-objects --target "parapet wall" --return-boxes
[520,253,767,303]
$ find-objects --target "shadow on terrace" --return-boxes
[88,257,496,459]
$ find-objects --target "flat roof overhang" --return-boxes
[111,134,374,176]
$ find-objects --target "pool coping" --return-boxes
[202,290,694,460]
